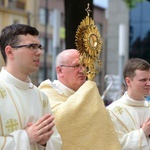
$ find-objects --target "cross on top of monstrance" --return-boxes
[75,3,102,81]
[85,3,91,16]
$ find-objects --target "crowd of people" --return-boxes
[0,23,149,150]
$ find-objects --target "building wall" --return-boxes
[105,0,129,101]
[107,0,129,74]
[94,6,107,92]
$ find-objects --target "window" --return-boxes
[13,20,19,24]
[39,8,45,25]
[48,38,53,54]
[96,23,102,36]
[40,37,45,47]
[129,1,150,63]
[38,67,44,85]
[49,10,54,26]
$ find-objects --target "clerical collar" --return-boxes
[121,92,149,107]
[53,80,75,97]
[0,67,34,89]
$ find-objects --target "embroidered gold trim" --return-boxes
[0,79,22,129]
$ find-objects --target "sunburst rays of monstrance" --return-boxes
[75,3,102,80]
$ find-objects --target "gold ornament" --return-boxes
[75,3,102,80]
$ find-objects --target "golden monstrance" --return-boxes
[75,3,102,80]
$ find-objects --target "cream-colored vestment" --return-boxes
[0,68,62,150]
[107,92,150,150]
[39,79,121,150]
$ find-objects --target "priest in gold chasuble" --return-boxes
[39,4,121,150]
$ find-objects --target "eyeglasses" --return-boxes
[60,64,84,69]
[11,43,44,51]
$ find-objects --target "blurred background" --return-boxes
[0,0,149,103]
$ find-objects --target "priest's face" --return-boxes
[58,50,86,91]
[126,69,150,100]
[5,34,43,79]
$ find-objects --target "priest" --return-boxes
[39,49,121,150]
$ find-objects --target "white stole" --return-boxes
[0,79,22,147]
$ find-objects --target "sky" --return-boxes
[93,0,108,9]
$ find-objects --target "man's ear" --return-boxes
[5,46,14,59]
[125,77,131,86]
[56,66,62,73]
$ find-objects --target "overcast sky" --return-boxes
[93,0,108,8]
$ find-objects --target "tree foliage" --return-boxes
[124,0,145,8]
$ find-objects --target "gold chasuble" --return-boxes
[39,3,121,150]
[39,80,121,150]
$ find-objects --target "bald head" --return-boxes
[56,49,79,67]
[55,49,86,91]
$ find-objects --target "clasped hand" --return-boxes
[25,114,55,145]
[141,118,150,137]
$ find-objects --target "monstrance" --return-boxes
[75,3,102,80]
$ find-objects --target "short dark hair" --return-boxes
[0,24,39,63]
[123,58,150,80]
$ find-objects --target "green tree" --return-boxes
[124,0,147,8]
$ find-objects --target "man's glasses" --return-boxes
[11,43,44,51]
[60,64,84,69]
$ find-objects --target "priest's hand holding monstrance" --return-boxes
[74,4,121,149]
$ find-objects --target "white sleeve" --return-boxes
[40,91,62,150]
[0,130,31,150]
[117,128,149,149]
[108,110,150,150]
[46,126,62,150]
